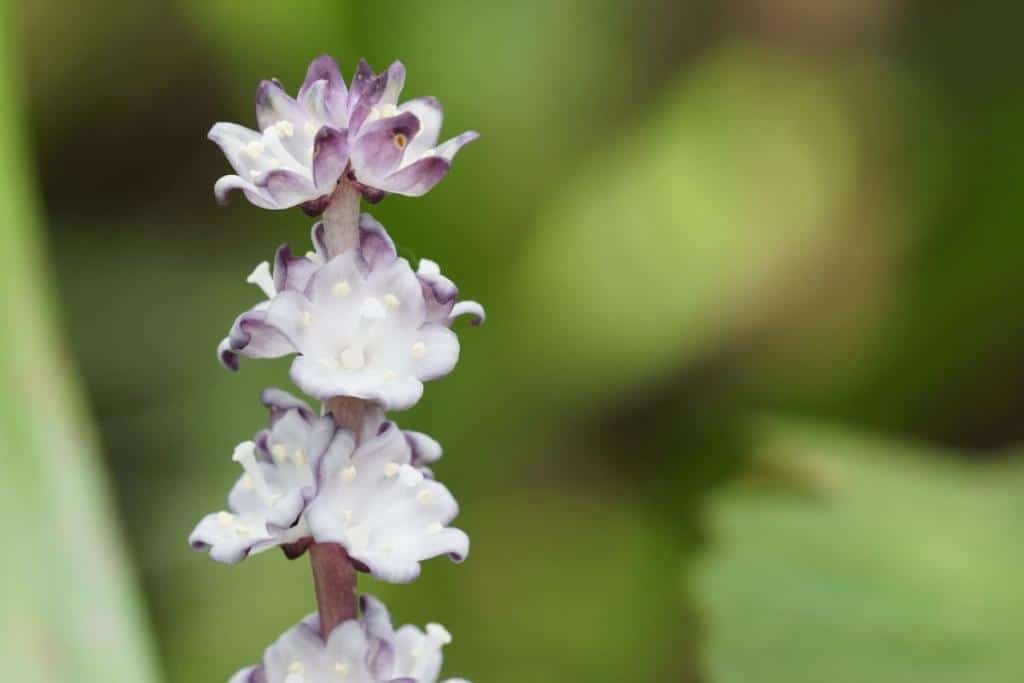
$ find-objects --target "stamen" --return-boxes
[275,120,295,137]
[301,311,314,327]
[411,342,427,359]
[340,465,357,483]
[332,280,351,297]
[416,489,434,505]
[271,444,289,462]
[393,132,408,150]
[334,660,349,675]
[426,522,443,535]
[217,511,235,527]
[292,450,307,466]
[383,293,400,309]
[384,462,401,478]
[244,141,265,158]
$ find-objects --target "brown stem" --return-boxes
[324,395,367,437]
[309,542,358,639]
[321,178,362,257]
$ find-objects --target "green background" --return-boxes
[1,0,1022,681]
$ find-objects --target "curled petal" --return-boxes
[213,174,277,209]
[262,169,320,207]
[449,300,485,326]
[272,244,319,293]
[260,387,314,424]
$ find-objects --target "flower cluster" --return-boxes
[189,389,467,582]
[211,56,478,213]
[193,55,481,682]
[230,596,466,683]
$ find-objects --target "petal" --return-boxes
[417,258,458,323]
[413,325,460,382]
[208,122,263,176]
[433,130,480,162]
[405,431,443,467]
[260,387,314,425]
[260,169,320,208]
[348,65,387,134]
[213,174,279,209]
[358,213,398,271]
[299,54,348,124]
[379,60,407,108]
[188,511,272,564]
[449,300,485,326]
[218,337,239,371]
[312,125,349,192]
[372,156,449,197]
[348,58,377,106]
[398,97,443,159]
[227,666,262,683]
[272,243,319,293]
[255,79,304,132]
[351,111,422,182]
[225,308,297,360]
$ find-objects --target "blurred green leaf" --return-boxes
[509,48,860,412]
[0,6,160,682]
[698,419,1024,682]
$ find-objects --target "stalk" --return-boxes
[309,179,365,640]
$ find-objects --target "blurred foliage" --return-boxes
[4,0,1023,681]
[700,419,1024,682]
[0,3,159,681]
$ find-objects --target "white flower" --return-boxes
[218,214,484,411]
[229,595,468,683]
[189,390,467,583]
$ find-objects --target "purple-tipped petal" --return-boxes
[260,169,319,207]
[299,54,348,124]
[213,174,277,209]
[349,70,388,134]
[449,300,486,326]
[226,310,297,360]
[358,213,398,270]
[351,111,421,180]
[255,79,304,132]
[260,388,314,424]
[218,337,240,371]
[417,259,458,323]
[375,156,450,197]
[312,125,349,191]
[349,58,377,104]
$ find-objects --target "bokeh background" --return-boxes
[2,1,1023,681]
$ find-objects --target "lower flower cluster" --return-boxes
[229,595,467,683]
[189,389,468,583]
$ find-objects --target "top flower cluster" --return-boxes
[210,55,478,213]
